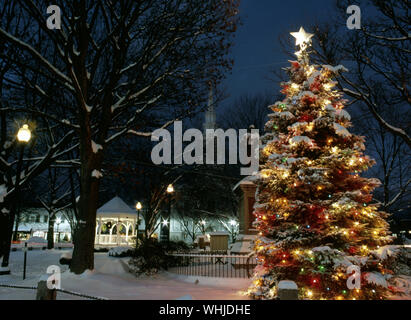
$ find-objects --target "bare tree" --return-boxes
[0,1,78,270]
[0,0,239,273]
[220,92,278,133]
[36,166,77,249]
[349,98,411,212]
[312,0,410,148]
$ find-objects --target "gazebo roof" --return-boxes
[97,196,137,218]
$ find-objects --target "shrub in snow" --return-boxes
[108,246,133,257]
[128,239,189,276]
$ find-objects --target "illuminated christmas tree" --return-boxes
[248,27,394,300]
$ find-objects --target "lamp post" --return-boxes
[161,184,174,243]
[1,125,32,272]
[136,202,142,238]
[230,219,237,242]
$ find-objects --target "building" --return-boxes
[15,196,234,247]
[14,208,72,242]
[95,196,139,246]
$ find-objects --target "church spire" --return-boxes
[203,84,217,132]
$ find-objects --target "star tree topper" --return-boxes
[291,27,314,48]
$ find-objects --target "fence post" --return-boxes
[23,242,27,280]
[277,280,298,300]
[36,274,57,300]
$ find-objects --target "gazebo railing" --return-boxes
[95,235,132,245]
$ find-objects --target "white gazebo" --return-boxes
[95,196,138,246]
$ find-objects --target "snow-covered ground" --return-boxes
[0,250,251,300]
[1,249,410,300]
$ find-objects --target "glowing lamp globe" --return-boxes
[136,202,142,210]
[166,184,174,193]
[17,124,31,142]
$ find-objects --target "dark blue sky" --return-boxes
[222,0,337,107]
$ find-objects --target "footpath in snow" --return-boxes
[0,250,251,300]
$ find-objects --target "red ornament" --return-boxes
[291,61,300,70]
[310,80,322,93]
[281,85,290,95]
[299,114,314,122]
[301,95,317,106]
[348,246,358,254]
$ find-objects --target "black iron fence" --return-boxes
[167,252,257,278]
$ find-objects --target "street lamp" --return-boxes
[167,184,174,194]
[0,125,32,271]
[135,202,142,238]
[161,184,174,243]
[17,124,31,143]
[229,219,237,242]
[14,126,31,241]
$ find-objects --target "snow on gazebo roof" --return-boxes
[97,196,137,218]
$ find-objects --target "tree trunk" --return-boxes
[0,210,9,263]
[70,177,99,273]
[1,205,16,268]
[69,137,101,274]
[47,215,55,250]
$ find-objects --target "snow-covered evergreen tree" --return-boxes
[248,28,394,300]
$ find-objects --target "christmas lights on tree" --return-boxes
[247,27,394,300]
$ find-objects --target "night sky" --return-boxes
[222,0,337,107]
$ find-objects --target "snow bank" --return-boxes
[60,251,72,260]
[98,258,130,275]
[108,246,133,257]
[165,272,252,290]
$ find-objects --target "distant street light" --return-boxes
[229,219,237,242]
[17,124,31,143]
[161,184,174,243]
[135,202,142,238]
